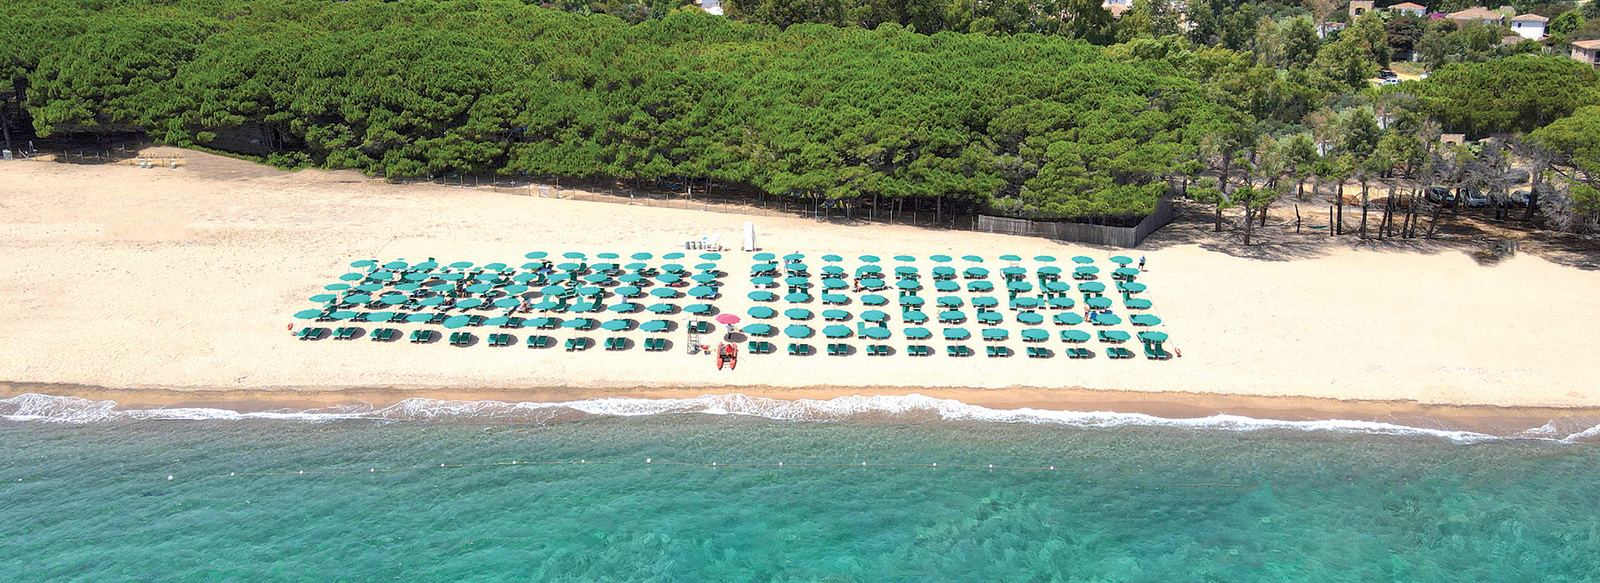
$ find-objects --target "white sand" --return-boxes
[2,149,1597,408]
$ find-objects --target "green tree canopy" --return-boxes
[1417,56,1600,137]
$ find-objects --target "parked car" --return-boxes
[1379,69,1399,79]
[1425,186,1456,207]
[1463,188,1489,208]
[1508,188,1531,208]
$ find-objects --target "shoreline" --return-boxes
[6,381,1599,439]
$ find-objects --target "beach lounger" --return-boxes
[605,337,627,350]
[296,327,318,340]
[1097,331,1123,343]
[1026,347,1049,358]
[986,346,1009,358]
[335,327,358,340]
[450,332,472,346]
[1118,347,1136,359]
[826,343,845,356]
[527,335,552,348]
[490,333,512,347]
[947,345,972,357]
[788,343,810,356]
[409,330,430,343]
[1105,347,1123,359]
[566,338,590,351]
[689,321,711,334]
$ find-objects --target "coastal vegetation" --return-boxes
[2,0,1598,231]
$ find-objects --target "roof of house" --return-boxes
[1511,13,1547,22]
[1447,7,1505,20]
[1573,39,1600,50]
[1389,2,1426,9]
[1106,4,1130,16]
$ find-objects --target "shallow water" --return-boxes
[2,397,1599,581]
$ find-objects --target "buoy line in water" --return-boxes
[202,459,1249,488]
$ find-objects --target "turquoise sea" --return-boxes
[2,393,1598,582]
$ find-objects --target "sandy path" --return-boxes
[1,149,1597,409]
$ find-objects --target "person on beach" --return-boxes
[1138,256,1146,271]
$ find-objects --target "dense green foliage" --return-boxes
[724,0,1116,40]
[1531,105,1600,217]
[1416,56,1600,137]
[1,0,1237,218]
[4,0,1600,230]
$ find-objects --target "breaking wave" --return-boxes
[3,393,1597,443]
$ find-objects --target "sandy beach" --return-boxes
[3,148,1599,422]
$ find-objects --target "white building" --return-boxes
[1510,14,1547,40]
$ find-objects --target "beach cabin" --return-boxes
[1510,14,1547,40]
[1573,40,1600,69]
[1388,2,1426,16]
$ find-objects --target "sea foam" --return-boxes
[3,392,1596,443]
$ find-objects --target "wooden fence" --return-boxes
[975,197,1174,248]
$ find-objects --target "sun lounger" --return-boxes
[296,327,318,340]
[410,329,430,343]
[527,335,552,348]
[605,337,628,350]
[947,345,972,357]
[1026,347,1050,358]
[689,321,711,334]
[906,344,930,356]
[986,346,1009,358]
[449,332,472,346]
[788,343,811,356]
[488,333,511,347]
[827,343,846,356]
[334,327,357,340]
[566,337,591,351]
